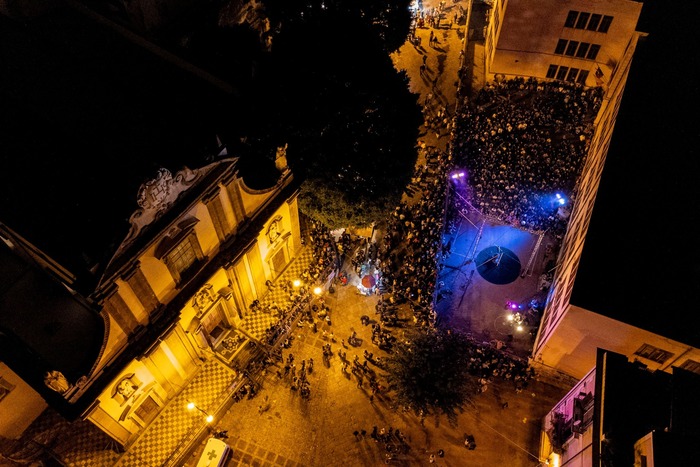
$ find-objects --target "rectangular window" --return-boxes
[575,12,590,29]
[586,44,601,60]
[565,11,578,28]
[168,239,197,274]
[555,39,567,55]
[587,14,602,31]
[565,41,579,56]
[577,70,589,85]
[576,43,590,58]
[599,15,613,33]
[556,66,569,81]
[634,344,674,364]
[679,359,700,375]
[566,68,579,82]
[546,65,557,79]
[0,377,15,402]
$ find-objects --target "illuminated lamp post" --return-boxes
[187,401,214,424]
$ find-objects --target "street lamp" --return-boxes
[292,279,301,288]
[187,401,214,423]
[313,286,322,296]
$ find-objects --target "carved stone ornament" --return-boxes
[137,168,173,211]
[275,143,289,172]
[112,373,142,406]
[193,284,216,312]
[44,370,71,394]
[267,216,283,244]
[116,166,201,255]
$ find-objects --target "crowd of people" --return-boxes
[465,335,536,393]
[278,353,313,399]
[451,76,604,237]
[244,38,603,452]
[258,221,347,350]
[409,0,467,34]
[377,145,451,328]
[253,77,589,417]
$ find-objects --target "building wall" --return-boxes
[17,159,301,446]
[535,305,700,380]
[0,363,47,439]
[528,0,645,366]
[77,161,300,447]
[486,0,642,86]
[540,367,597,466]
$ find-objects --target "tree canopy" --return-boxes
[232,0,423,228]
[383,327,478,423]
[262,0,414,54]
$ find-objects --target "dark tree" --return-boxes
[94,0,422,229]
[249,2,422,228]
[383,327,478,423]
[263,0,413,53]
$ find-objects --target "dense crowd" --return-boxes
[452,77,604,237]
[252,75,601,428]
[259,222,345,350]
[377,144,451,328]
[261,77,600,409]
[466,336,536,393]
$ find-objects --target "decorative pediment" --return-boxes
[118,167,200,250]
[133,167,197,226]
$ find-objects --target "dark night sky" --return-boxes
[571,0,700,347]
[0,8,232,277]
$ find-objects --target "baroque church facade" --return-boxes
[0,149,302,447]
